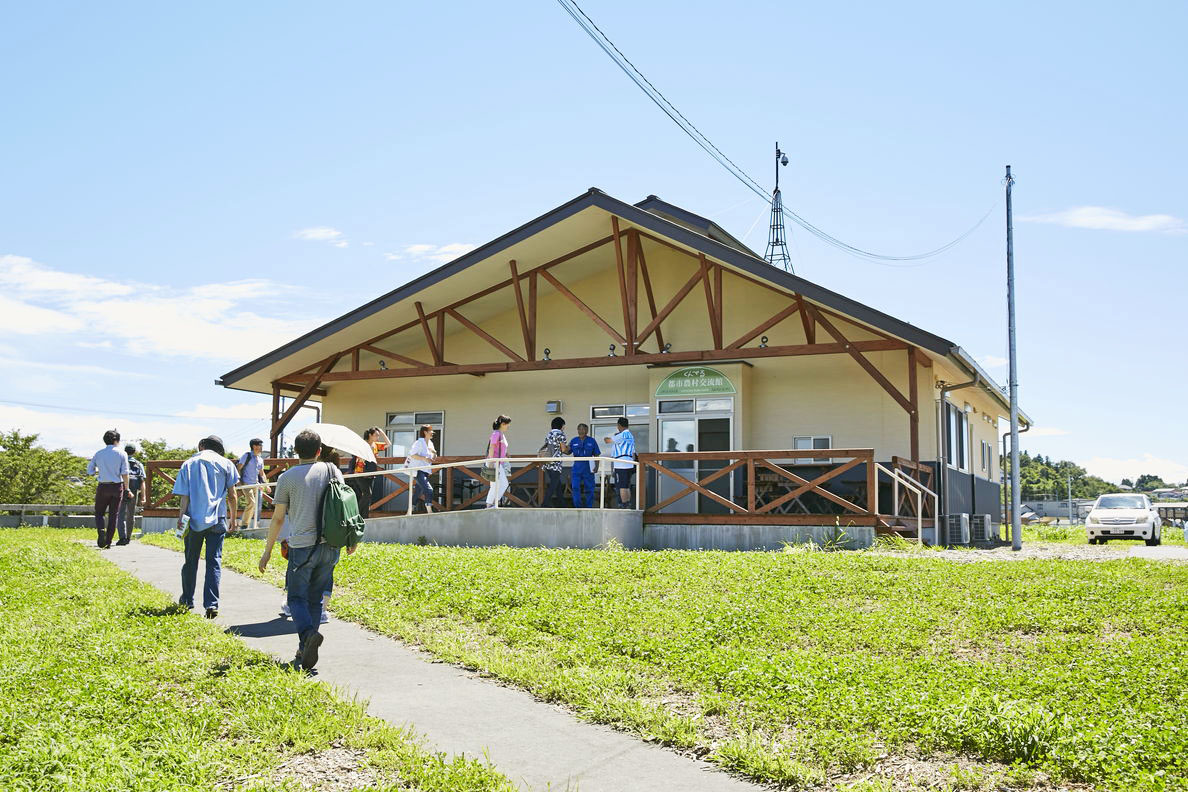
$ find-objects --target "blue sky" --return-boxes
[1,1,1184,483]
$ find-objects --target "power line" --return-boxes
[0,397,266,421]
[555,0,994,265]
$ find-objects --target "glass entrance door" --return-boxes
[657,398,733,514]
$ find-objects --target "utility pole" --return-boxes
[1006,165,1022,551]
[1067,474,1074,526]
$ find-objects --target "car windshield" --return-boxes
[1097,495,1146,509]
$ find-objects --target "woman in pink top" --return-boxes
[485,414,511,508]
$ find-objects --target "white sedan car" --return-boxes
[1086,493,1162,546]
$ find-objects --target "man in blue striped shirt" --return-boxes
[603,417,636,509]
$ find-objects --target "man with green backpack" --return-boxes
[258,428,365,671]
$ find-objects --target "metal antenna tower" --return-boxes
[764,142,792,272]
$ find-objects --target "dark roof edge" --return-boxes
[634,195,761,258]
[219,187,607,386]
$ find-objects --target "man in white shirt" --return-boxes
[603,417,636,509]
[87,429,130,549]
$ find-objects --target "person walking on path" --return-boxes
[120,444,146,544]
[235,439,267,531]
[87,429,130,549]
[173,435,238,619]
[540,417,569,507]
[568,423,599,508]
[350,426,387,518]
[407,424,437,513]
[485,415,511,508]
[603,418,636,509]
[259,429,354,671]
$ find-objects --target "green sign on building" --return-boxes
[655,366,736,397]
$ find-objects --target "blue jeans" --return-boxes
[413,470,433,506]
[180,522,226,610]
[571,468,595,508]
[286,543,340,644]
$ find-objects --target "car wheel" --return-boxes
[1146,530,1161,547]
[1087,537,1098,545]
[1099,538,1108,544]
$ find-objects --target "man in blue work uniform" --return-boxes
[569,423,599,508]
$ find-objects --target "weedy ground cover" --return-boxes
[1021,522,1187,545]
[143,531,1188,791]
[0,529,514,792]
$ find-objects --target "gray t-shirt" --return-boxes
[274,462,344,548]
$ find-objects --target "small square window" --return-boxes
[591,405,624,419]
[626,404,650,417]
[415,412,444,425]
[387,413,414,426]
[659,400,694,414]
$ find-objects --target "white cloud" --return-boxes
[1085,454,1188,486]
[400,242,476,264]
[976,354,1007,370]
[293,226,344,242]
[0,356,151,379]
[1021,206,1187,234]
[1027,426,1069,437]
[331,240,349,248]
[0,254,322,362]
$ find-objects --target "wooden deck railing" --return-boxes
[889,456,937,520]
[637,449,880,525]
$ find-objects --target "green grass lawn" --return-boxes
[0,529,515,792]
[1020,521,1188,545]
[142,531,1188,791]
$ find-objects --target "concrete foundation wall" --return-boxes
[363,509,643,549]
[641,523,875,551]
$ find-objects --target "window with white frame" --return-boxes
[589,404,650,452]
[386,411,445,457]
[793,435,831,465]
[944,402,969,472]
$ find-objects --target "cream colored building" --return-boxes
[219,190,1028,530]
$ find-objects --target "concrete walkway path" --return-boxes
[102,542,761,792]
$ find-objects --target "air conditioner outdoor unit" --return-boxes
[970,514,996,543]
[945,513,971,545]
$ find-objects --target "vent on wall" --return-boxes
[945,513,971,545]
[970,514,997,543]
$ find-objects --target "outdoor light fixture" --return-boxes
[608,344,616,357]
[759,335,769,348]
[662,343,671,354]
[542,347,551,361]
[378,360,387,370]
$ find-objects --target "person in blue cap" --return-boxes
[568,423,599,508]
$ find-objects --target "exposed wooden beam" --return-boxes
[538,269,626,345]
[714,261,723,346]
[509,259,532,360]
[274,382,327,397]
[351,348,359,372]
[700,255,722,349]
[446,308,525,362]
[726,302,801,349]
[635,233,664,353]
[289,339,906,382]
[796,295,816,344]
[272,355,339,439]
[360,345,428,368]
[436,310,446,363]
[415,301,443,366]
[611,217,632,355]
[626,228,639,353]
[908,347,920,463]
[527,271,537,361]
[270,384,280,457]
[808,305,914,413]
[636,257,707,346]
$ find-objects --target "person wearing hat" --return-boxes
[235,438,267,531]
[118,444,147,545]
[172,435,239,619]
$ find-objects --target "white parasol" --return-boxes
[307,423,376,464]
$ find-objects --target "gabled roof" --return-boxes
[219,187,1028,422]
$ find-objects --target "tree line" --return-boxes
[1006,451,1179,499]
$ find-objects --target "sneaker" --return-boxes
[178,596,193,610]
[204,608,218,619]
[115,539,130,546]
[300,632,323,671]
[320,609,329,624]
[280,601,291,618]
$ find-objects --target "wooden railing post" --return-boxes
[747,458,756,512]
[866,452,877,516]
